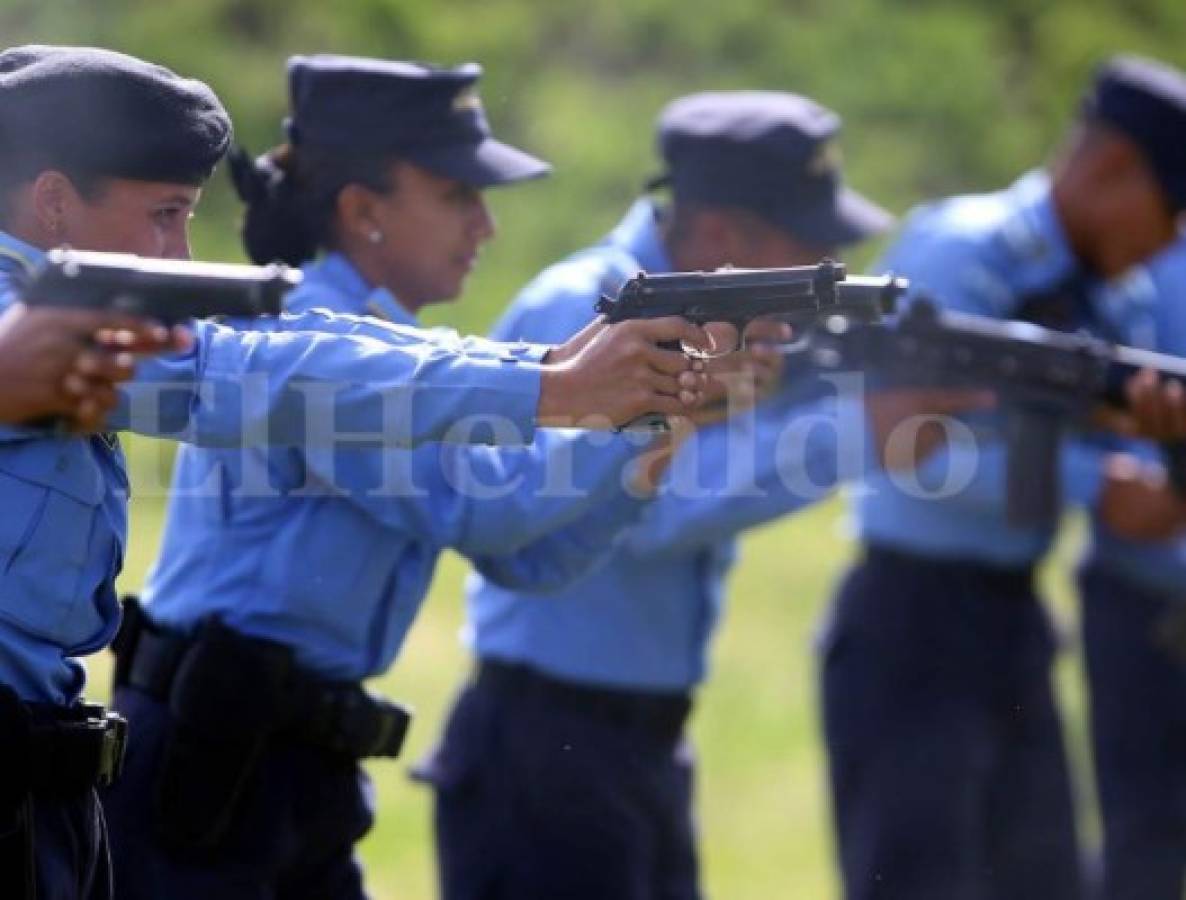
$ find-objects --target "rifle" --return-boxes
[595,260,906,429]
[22,248,300,325]
[806,300,1186,525]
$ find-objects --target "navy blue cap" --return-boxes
[285,55,550,188]
[1082,55,1186,213]
[0,45,231,186]
[650,91,892,247]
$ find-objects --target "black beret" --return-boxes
[285,55,549,188]
[650,91,892,247]
[1083,55,1186,212]
[0,45,231,186]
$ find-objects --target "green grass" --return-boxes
[96,435,1095,900]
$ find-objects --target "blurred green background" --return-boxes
[3,0,1184,896]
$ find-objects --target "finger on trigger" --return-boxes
[637,315,708,348]
[647,345,697,376]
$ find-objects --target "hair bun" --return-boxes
[231,143,317,266]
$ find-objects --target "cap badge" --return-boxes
[809,139,842,175]
[452,87,483,112]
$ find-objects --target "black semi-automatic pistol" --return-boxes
[596,259,905,336]
[23,248,300,325]
[595,260,907,430]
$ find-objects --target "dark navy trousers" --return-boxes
[1081,562,1186,900]
[819,546,1084,900]
[418,662,700,900]
[102,686,374,900]
[0,788,111,900]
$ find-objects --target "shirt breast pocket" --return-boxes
[0,462,104,646]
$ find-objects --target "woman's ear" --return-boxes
[335,182,382,246]
[29,170,80,242]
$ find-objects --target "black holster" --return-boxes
[151,618,293,855]
[113,598,412,856]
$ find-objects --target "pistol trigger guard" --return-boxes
[732,320,748,348]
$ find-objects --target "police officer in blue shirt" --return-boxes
[820,56,1186,900]
[101,55,703,900]
[1075,240,1186,900]
[0,45,705,900]
[417,90,906,900]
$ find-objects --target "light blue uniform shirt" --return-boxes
[467,200,860,691]
[1085,240,1186,595]
[854,173,1143,566]
[144,252,650,683]
[0,232,561,703]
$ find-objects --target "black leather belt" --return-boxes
[864,542,1035,592]
[478,659,692,745]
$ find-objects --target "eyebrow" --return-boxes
[155,193,200,207]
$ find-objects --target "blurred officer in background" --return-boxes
[102,55,703,900]
[820,55,1186,900]
[1078,239,1186,900]
[0,45,704,899]
[416,91,905,900]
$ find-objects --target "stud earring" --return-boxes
[367,229,383,244]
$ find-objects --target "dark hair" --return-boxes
[228,143,395,266]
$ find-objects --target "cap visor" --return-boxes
[777,186,895,247]
[407,138,551,188]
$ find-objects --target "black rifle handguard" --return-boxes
[805,300,1186,524]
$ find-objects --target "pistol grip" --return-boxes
[616,337,697,432]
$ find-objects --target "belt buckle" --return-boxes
[96,712,129,788]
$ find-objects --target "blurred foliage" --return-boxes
[3,0,1184,334]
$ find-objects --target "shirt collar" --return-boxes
[297,251,419,326]
[0,230,46,278]
[997,171,1081,294]
[603,198,674,274]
